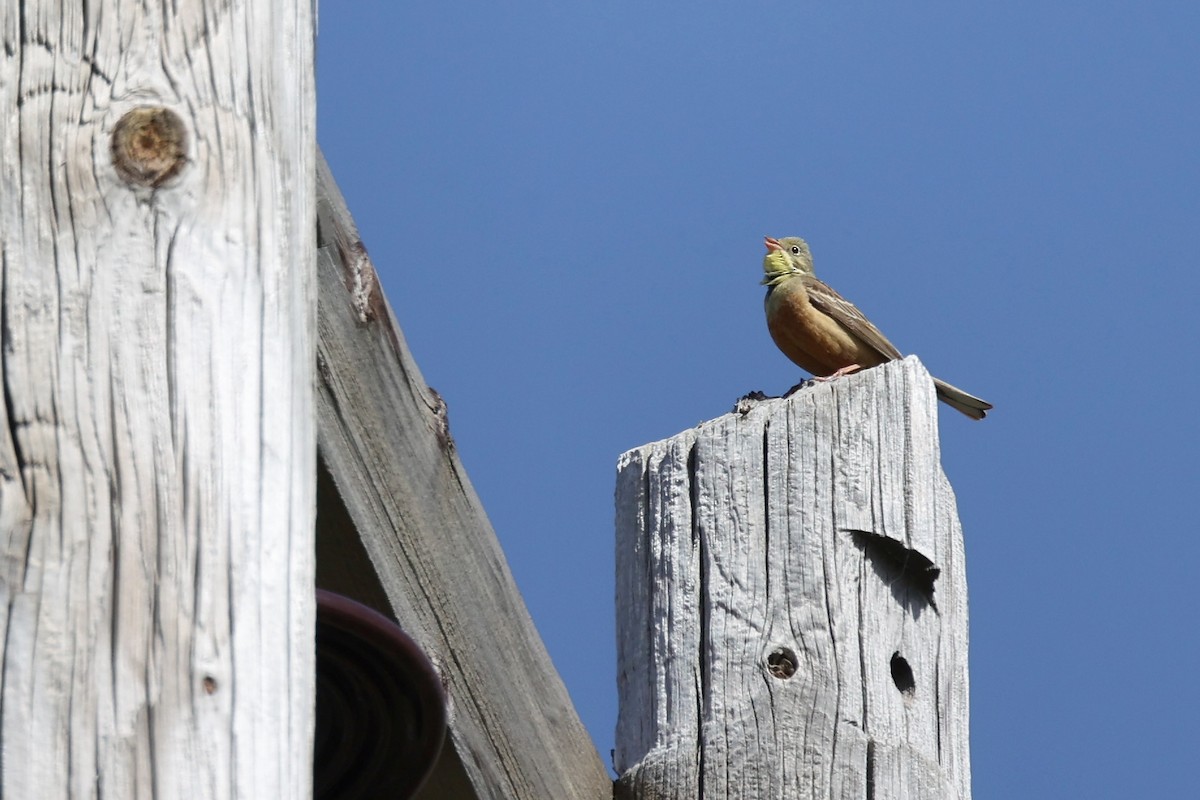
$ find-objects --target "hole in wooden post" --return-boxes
[766,647,797,679]
[890,652,915,697]
[111,107,188,187]
[202,676,218,694]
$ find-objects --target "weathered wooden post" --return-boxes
[0,0,316,797]
[615,357,971,799]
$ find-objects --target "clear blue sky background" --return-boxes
[316,5,1198,796]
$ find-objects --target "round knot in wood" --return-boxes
[111,107,187,188]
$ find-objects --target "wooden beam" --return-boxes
[615,357,971,799]
[314,153,611,799]
[0,0,316,797]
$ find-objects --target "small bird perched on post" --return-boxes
[762,236,992,420]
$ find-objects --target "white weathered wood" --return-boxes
[0,2,316,798]
[313,154,612,799]
[616,357,971,799]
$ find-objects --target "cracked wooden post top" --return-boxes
[614,356,972,800]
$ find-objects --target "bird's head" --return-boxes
[762,236,814,286]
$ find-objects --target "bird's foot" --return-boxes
[813,364,863,382]
[782,365,863,398]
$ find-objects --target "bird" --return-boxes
[762,236,992,420]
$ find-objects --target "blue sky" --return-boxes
[317,4,1199,796]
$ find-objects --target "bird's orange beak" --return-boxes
[764,236,782,252]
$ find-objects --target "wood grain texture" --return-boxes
[314,153,611,800]
[615,358,971,799]
[0,1,316,798]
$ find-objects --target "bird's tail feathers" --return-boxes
[933,378,992,421]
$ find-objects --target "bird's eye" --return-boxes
[790,245,801,255]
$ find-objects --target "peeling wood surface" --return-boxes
[0,1,316,797]
[615,358,971,799]
[314,153,612,800]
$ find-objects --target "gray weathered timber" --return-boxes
[314,153,612,799]
[0,1,316,798]
[615,357,971,799]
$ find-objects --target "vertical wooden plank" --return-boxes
[0,1,315,797]
[614,431,701,799]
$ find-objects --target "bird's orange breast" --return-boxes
[765,280,883,376]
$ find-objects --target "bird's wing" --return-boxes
[802,275,904,360]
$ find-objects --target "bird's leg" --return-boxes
[783,364,864,397]
[813,363,863,382]
[783,364,863,397]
